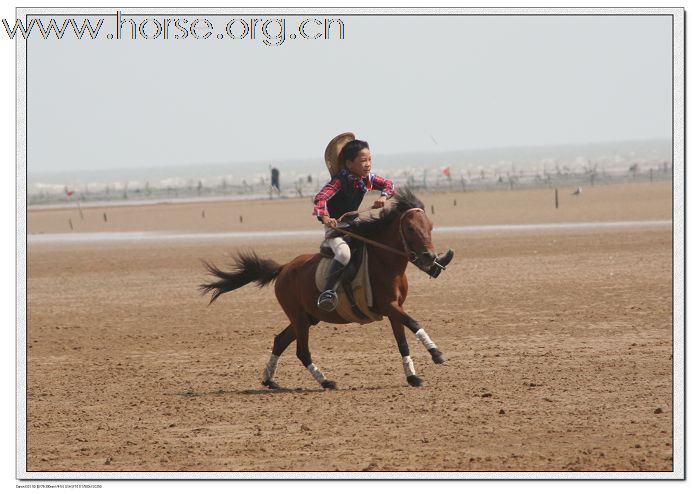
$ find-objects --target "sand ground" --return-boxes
[25,182,674,473]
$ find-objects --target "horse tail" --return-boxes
[200,251,283,305]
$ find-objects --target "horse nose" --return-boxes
[420,251,436,265]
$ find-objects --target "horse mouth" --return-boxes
[415,251,438,271]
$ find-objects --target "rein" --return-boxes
[327,207,424,261]
[326,225,409,258]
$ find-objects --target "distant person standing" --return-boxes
[270,167,280,194]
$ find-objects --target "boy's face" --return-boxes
[346,148,372,178]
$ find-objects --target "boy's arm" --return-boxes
[371,175,395,198]
[370,174,394,209]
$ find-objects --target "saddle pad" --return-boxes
[315,248,383,324]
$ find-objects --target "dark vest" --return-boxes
[326,173,366,219]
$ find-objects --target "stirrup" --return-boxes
[317,290,339,311]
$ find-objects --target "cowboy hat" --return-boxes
[324,132,356,177]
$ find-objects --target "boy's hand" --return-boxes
[322,216,338,228]
[372,196,387,209]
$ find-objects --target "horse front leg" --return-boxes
[389,315,423,387]
[388,303,445,364]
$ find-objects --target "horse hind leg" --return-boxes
[261,325,296,389]
[293,316,336,390]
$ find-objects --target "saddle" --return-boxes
[315,239,383,325]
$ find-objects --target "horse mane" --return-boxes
[345,188,425,238]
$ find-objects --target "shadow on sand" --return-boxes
[173,383,406,398]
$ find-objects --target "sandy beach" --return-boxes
[28,181,671,235]
[24,181,674,473]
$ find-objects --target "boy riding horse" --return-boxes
[314,132,453,312]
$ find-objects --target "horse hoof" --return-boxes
[407,375,423,387]
[429,348,445,364]
[262,379,280,390]
[321,380,337,390]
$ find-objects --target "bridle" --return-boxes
[396,208,448,272]
[389,207,449,273]
[397,207,425,262]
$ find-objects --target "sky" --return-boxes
[26,12,673,174]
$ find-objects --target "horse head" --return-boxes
[398,207,438,271]
[392,189,454,278]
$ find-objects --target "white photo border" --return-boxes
[15,5,685,481]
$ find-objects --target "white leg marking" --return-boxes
[402,356,417,377]
[307,363,327,384]
[415,328,437,350]
[262,353,279,382]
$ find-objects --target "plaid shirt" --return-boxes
[313,169,395,219]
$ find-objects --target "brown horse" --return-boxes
[200,189,450,389]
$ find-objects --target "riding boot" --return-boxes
[427,249,454,278]
[317,260,347,311]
